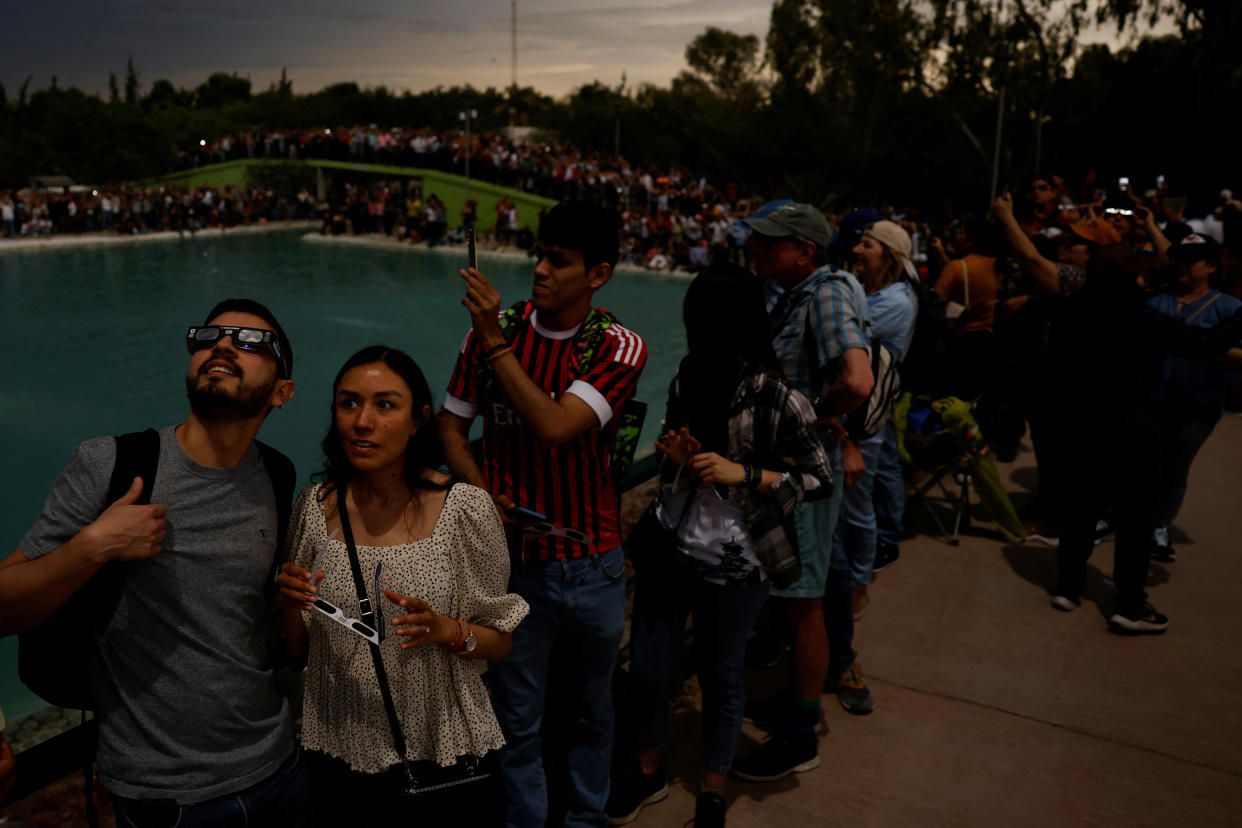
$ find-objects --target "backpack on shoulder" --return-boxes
[843,342,901,441]
[17,429,295,711]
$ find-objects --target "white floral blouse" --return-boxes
[287,482,528,772]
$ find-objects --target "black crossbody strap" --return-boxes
[336,480,413,776]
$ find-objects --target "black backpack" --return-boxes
[17,429,295,711]
[899,278,957,396]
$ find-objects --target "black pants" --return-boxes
[304,748,504,826]
[1053,416,1161,615]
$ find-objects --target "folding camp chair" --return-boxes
[895,392,1026,547]
[903,413,973,545]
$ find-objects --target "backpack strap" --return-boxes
[108,429,162,505]
[1181,290,1223,324]
[255,440,296,554]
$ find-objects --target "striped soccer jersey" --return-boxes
[445,308,647,560]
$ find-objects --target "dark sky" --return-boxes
[2,0,772,99]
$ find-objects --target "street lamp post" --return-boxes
[458,108,477,202]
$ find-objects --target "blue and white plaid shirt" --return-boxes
[767,265,871,403]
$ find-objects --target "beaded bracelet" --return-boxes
[484,345,512,365]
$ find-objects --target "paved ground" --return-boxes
[5,418,1238,827]
[625,416,1242,827]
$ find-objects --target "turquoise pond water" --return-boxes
[0,229,690,723]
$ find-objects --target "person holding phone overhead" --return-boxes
[278,345,527,823]
[440,202,648,827]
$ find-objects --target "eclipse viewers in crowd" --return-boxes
[3,125,1240,828]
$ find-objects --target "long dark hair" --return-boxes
[315,345,448,494]
[677,263,781,453]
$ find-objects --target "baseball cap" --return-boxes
[828,208,882,260]
[742,202,832,248]
[1168,232,1222,264]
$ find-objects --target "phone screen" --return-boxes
[507,506,548,522]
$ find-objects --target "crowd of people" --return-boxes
[1,169,1240,828]
[0,185,319,238]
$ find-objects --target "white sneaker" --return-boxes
[1050,595,1079,612]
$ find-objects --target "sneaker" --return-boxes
[853,584,869,621]
[873,542,900,573]
[1152,526,1176,562]
[1108,603,1170,635]
[1094,518,1115,545]
[1025,523,1059,546]
[1050,594,1080,612]
[687,791,727,828]
[606,767,669,825]
[731,735,819,782]
[743,690,825,733]
[830,661,874,715]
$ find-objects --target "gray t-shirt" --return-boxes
[20,425,294,804]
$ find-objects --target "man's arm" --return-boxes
[815,347,874,418]
[485,352,602,445]
[993,193,1061,295]
[459,267,606,446]
[0,476,167,635]
[439,410,489,491]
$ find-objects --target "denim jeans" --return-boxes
[873,419,905,549]
[1153,405,1222,529]
[112,746,313,828]
[839,430,884,587]
[486,546,627,828]
[628,555,770,774]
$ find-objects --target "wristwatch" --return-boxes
[462,624,478,654]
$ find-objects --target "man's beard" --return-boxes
[185,371,276,423]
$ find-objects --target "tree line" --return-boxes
[0,0,1235,211]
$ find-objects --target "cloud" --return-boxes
[1,0,771,97]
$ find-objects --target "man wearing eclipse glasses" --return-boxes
[0,298,312,827]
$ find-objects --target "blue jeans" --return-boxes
[839,431,884,587]
[1154,405,1222,529]
[873,419,905,548]
[112,747,313,828]
[486,547,627,828]
[628,556,770,774]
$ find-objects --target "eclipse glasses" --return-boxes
[186,325,290,379]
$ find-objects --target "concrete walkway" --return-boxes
[628,416,1242,827]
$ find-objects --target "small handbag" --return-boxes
[336,480,494,800]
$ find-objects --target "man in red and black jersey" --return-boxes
[441,201,647,827]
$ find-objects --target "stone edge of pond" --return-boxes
[0,221,320,253]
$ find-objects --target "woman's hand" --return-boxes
[385,590,456,649]
[277,562,323,612]
[654,427,700,467]
[689,452,746,486]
